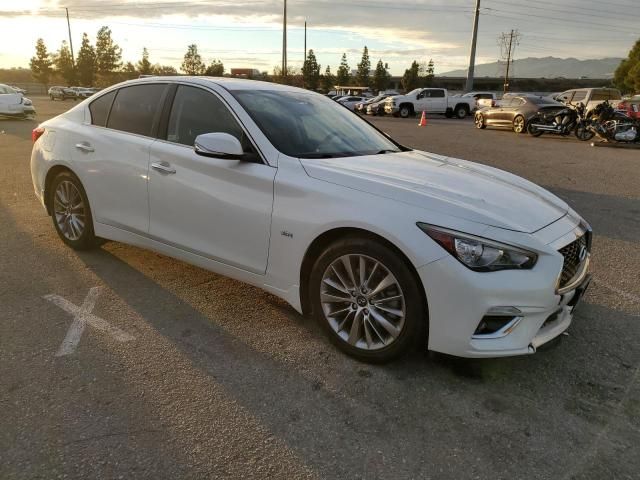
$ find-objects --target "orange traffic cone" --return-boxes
[418,110,427,126]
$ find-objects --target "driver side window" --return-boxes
[166,85,260,162]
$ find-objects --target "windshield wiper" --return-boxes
[375,149,400,155]
[296,152,351,159]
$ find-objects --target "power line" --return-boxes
[499,29,521,94]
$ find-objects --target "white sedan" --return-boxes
[336,95,368,111]
[0,83,35,119]
[30,77,591,363]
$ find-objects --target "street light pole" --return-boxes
[282,0,287,77]
[65,7,75,69]
[465,0,480,92]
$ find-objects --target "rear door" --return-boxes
[71,83,169,234]
[427,89,447,113]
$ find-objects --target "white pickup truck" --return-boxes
[384,88,475,119]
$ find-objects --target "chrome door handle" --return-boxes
[75,142,94,153]
[151,161,176,174]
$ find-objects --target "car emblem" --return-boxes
[578,244,588,262]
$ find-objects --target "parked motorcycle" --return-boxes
[580,100,639,143]
[526,102,587,138]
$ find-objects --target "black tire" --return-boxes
[455,105,468,119]
[512,115,525,134]
[309,236,427,363]
[444,110,453,118]
[527,119,544,137]
[575,125,595,141]
[474,113,486,129]
[49,171,99,250]
[399,105,412,118]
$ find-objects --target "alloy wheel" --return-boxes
[513,116,525,133]
[475,114,484,129]
[53,180,86,241]
[320,254,406,351]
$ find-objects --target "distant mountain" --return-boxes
[440,56,623,79]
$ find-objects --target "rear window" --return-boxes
[89,90,116,127]
[592,90,622,101]
[107,84,167,137]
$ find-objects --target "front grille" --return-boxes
[558,235,588,289]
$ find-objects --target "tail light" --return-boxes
[32,127,45,143]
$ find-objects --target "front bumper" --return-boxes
[418,220,590,358]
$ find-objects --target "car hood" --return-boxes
[300,150,568,233]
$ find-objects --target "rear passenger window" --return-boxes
[89,90,116,127]
[166,85,242,147]
[107,84,167,137]
[571,91,587,102]
[431,90,445,98]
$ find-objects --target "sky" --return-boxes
[0,0,638,75]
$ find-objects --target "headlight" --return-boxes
[23,98,32,106]
[417,223,537,271]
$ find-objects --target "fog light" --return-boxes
[472,307,522,339]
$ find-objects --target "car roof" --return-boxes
[113,76,307,94]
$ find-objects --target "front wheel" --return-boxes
[399,106,412,118]
[512,115,525,134]
[49,171,99,250]
[475,113,486,129]
[527,119,544,137]
[310,236,427,363]
[575,124,595,141]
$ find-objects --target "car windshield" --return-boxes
[232,89,403,159]
[529,96,560,105]
[0,84,16,94]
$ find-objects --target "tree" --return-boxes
[356,46,371,87]
[402,60,420,91]
[53,40,76,85]
[614,38,640,93]
[322,65,335,92]
[181,44,205,75]
[302,49,321,90]
[29,38,53,86]
[372,59,390,92]
[136,47,152,75]
[204,59,224,76]
[152,64,177,75]
[419,58,435,87]
[76,33,96,86]
[336,53,351,86]
[271,65,301,86]
[121,61,138,80]
[95,26,122,77]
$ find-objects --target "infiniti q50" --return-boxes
[31,77,592,363]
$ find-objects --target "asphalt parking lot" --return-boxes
[1,97,639,480]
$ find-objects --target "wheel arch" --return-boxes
[298,227,429,324]
[454,103,470,113]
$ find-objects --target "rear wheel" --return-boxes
[455,105,468,119]
[309,236,427,363]
[475,113,486,129]
[512,115,525,133]
[49,171,99,250]
[527,119,544,137]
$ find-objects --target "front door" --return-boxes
[148,84,275,274]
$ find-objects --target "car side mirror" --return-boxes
[194,132,244,160]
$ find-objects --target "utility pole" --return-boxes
[304,20,307,64]
[465,0,480,92]
[499,29,520,94]
[282,0,287,78]
[65,7,75,69]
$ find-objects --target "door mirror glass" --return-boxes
[194,132,244,159]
